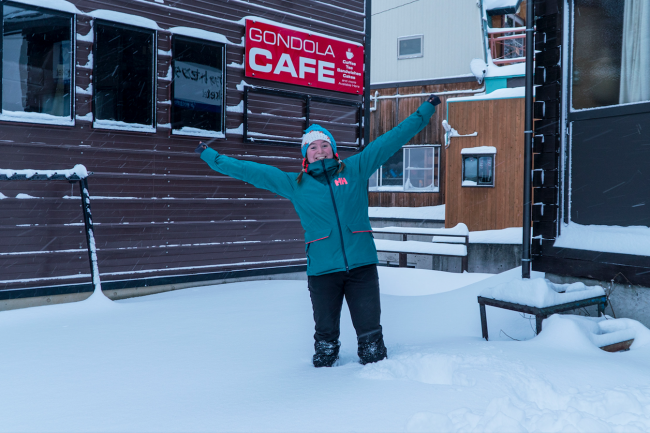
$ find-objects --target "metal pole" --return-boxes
[363,0,371,149]
[522,0,534,278]
[79,178,102,293]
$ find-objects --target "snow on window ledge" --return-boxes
[0,110,73,126]
[9,0,81,14]
[554,222,650,257]
[461,146,497,155]
[172,127,225,138]
[88,10,161,30]
[93,119,156,133]
[462,180,478,186]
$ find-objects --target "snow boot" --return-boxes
[358,336,387,365]
[313,340,340,368]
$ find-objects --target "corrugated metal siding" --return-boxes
[370,0,484,84]
[0,0,365,293]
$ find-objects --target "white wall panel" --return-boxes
[371,0,485,84]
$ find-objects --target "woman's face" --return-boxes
[306,140,334,164]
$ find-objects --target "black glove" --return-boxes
[427,94,441,106]
[195,142,208,154]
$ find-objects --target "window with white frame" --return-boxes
[1,2,73,125]
[369,145,440,192]
[461,147,496,187]
[397,35,423,59]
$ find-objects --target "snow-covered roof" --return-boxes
[448,86,528,103]
[484,0,523,16]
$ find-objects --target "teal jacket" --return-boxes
[200,102,435,276]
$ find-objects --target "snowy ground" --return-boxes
[2,267,650,432]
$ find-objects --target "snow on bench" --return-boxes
[477,278,608,340]
[372,224,469,271]
[373,239,467,257]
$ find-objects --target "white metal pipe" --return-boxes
[373,86,485,100]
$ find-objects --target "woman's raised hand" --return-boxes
[195,142,208,154]
[427,94,441,106]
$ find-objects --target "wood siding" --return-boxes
[368,81,482,208]
[0,0,365,294]
[445,97,525,231]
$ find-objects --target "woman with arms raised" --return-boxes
[195,94,441,367]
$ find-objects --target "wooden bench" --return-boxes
[372,225,469,272]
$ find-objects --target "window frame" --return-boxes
[567,0,650,123]
[461,153,495,188]
[397,34,424,60]
[0,1,76,126]
[170,34,226,138]
[368,144,440,192]
[91,19,156,132]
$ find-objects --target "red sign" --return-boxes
[245,19,364,94]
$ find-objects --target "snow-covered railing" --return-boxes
[0,164,89,181]
[0,165,107,302]
[488,27,528,66]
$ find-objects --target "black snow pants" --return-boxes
[307,264,383,344]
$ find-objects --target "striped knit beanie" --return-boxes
[301,124,337,157]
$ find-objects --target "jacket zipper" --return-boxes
[322,160,349,272]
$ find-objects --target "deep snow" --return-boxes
[1,267,650,432]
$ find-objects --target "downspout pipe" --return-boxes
[522,0,534,278]
[363,0,371,148]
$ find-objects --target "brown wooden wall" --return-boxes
[367,81,482,208]
[445,97,525,231]
[0,0,365,293]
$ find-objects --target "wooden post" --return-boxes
[399,233,407,267]
[480,303,488,340]
[462,235,469,272]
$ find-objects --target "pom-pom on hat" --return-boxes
[301,124,337,157]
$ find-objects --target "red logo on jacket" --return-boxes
[334,177,348,186]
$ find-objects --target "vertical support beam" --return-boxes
[535,315,544,335]
[598,302,605,317]
[480,303,488,340]
[462,235,469,273]
[243,85,249,143]
[399,233,407,267]
[305,95,311,131]
[363,0,371,148]
[522,0,535,278]
[79,178,102,293]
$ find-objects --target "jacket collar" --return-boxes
[306,158,339,179]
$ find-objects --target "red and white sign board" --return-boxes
[245,19,364,95]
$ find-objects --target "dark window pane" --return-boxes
[94,23,154,125]
[172,37,224,134]
[2,5,72,118]
[463,156,478,184]
[381,150,403,186]
[478,156,493,185]
[572,0,628,109]
[399,37,421,57]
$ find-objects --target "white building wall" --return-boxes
[371,0,485,85]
